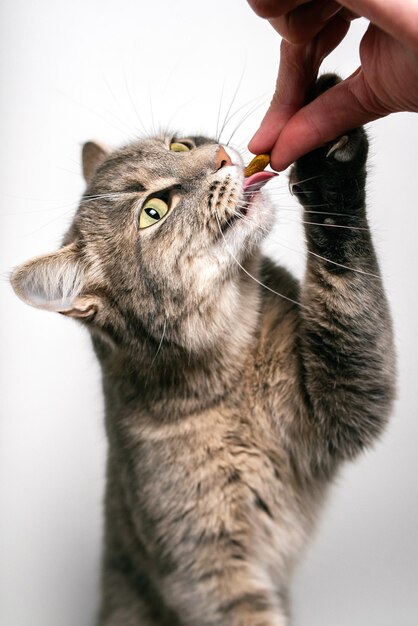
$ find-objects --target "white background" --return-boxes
[1,1,417,625]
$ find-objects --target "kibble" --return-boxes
[244,153,270,178]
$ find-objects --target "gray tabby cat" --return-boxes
[11,76,395,625]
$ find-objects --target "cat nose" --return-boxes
[214,146,233,171]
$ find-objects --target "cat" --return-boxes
[11,75,395,625]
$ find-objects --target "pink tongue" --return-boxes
[243,170,278,191]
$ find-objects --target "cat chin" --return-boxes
[243,189,266,220]
[242,190,275,233]
[216,193,274,265]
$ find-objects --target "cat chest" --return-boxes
[115,412,313,578]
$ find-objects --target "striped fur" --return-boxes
[11,76,395,625]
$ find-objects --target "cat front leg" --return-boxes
[290,75,395,474]
[97,566,162,626]
[159,563,290,626]
[96,473,181,626]
[100,452,292,626]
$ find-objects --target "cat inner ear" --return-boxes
[11,244,100,319]
[82,141,109,184]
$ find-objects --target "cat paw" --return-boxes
[289,74,369,208]
[324,128,367,165]
[326,135,349,161]
[302,73,368,166]
[290,125,367,197]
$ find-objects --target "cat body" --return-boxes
[12,76,395,625]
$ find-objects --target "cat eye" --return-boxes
[139,197,169,229]
[170,142,191,152]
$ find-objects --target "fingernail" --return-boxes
[320,1,342,21]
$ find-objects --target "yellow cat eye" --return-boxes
[139,197,169,229]
[170,142,190,152]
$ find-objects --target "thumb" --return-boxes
[269,68,386,170]
[248,15,351,157]
[248,40,314,156]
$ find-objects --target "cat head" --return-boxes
[11,134,276,352]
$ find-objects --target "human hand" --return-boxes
[247,0,418,171]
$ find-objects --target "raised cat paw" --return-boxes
[289,74,368,208]
[324,127,368,166]
[326,135,349,161]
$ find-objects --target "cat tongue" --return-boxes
[243,171,278,191]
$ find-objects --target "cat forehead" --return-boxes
[118,133,216,158]
[92,133,218,186]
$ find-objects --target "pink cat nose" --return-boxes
[214,146,233,171]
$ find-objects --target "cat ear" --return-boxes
[82,141,109,183]
[11,244,99,319]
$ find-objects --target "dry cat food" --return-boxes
[244,153,270,177]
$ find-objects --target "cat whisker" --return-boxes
[166,98,195,131]
[148,81,157,137]
[226,100,269,148]
[224,96,269,147]
[230,205,380,278]
[241,188,288,197]
[272,210,369,230]
[150,317,167,367]
[304,246,380,277]
[4,188,159,219]
[122,75,148,136]
[17,192,136,235]
[304,209,357,217]
[80,192,136,203]
[0,197,78,215]
[300,220,368,231]
[22,208,77,237]
[215,81,226,142]
[223,94,266,130]
[289,175,322,191]
[56,166,83,178]
[57,87,134,139]
[212,202,305,309]
[217,68,246,144]
[232,197,367,222]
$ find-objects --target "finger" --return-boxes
[247,0,310,19]
[337,0,418,51]
[249,15,350,155]
[269,0,343,44]
[269,68,385,170]
[339,7,358,20]
[249,1,418,51]
[248,41,314,154]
